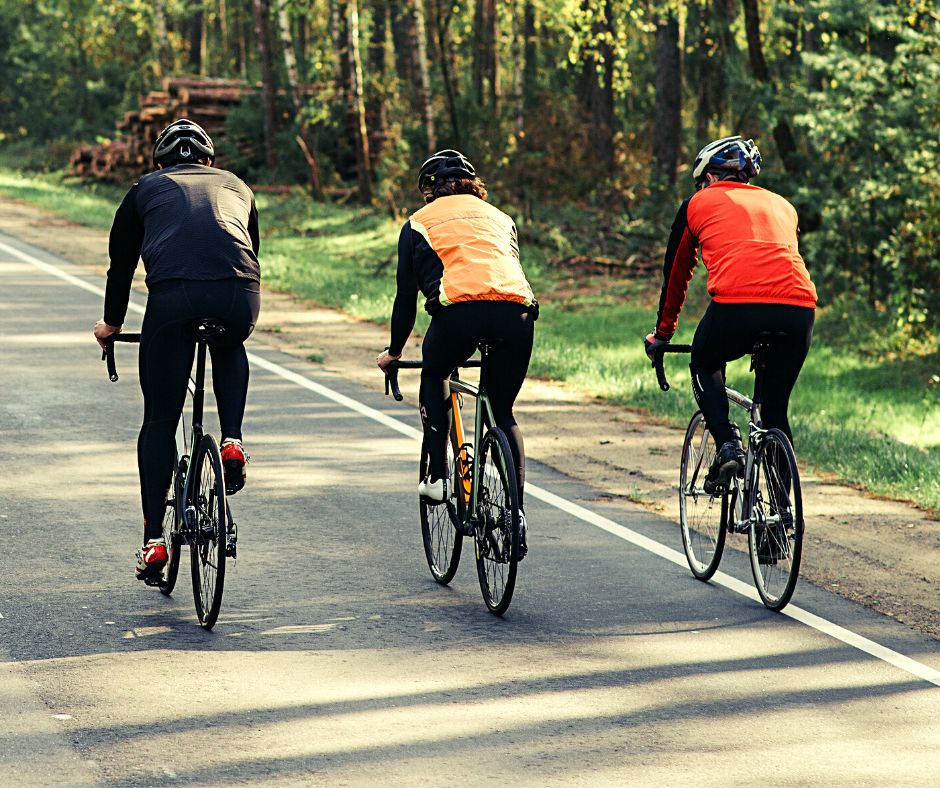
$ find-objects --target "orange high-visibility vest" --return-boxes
[409,194,534,308]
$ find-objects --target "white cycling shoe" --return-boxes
[418,475,447,503]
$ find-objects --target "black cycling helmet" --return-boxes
[152,118,215,168]
[691,135,761,184]
[417,149,476,191]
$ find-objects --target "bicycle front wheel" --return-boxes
[190,435,227,629]
[159,453,186,596]
[419,426,464,585]
[747,428,804,610]
[679,412,727,580]
[474,427,521,616]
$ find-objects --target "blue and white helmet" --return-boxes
[691,135,761,184]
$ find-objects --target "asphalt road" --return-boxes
[2,228,940,786]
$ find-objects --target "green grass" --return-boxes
[2,168,938,511]
[0,170,123,229]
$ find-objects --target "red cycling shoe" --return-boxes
[135,538,168,580]
[220,438,248,495]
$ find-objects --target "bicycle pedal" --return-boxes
[456,518,475,537]
[226,522,238,558]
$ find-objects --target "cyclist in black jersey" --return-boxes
[94,119,261,580]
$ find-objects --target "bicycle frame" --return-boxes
[180,338,209,533]
[447,369,498,527]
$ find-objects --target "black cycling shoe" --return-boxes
[703,439,745,495]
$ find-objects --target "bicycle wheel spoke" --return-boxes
[474,428,520,615]
[748,430,803,610]
[190,437,226,629]
[680,412,726,579]
[420,432,464,585]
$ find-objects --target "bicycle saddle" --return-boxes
[192,319,227,342]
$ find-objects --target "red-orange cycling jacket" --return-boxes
[655,181,817,341]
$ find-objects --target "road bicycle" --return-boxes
[653,336,804,610]
[104,321,238,630]
[384,343,525,615]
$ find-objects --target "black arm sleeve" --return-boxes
[103,185,145,327]
[388,222,419,357]
[248,197,260,257]
[654,196,698,340]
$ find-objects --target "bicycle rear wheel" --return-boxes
[679,412,727,580]
[159,453,186,596]
[419,426,464,584]
[190,435,227,629]
[474,427,521,616]
[747,428,803,610]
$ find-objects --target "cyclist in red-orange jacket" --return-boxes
[644,136,817,493]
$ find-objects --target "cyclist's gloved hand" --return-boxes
[644,332,669,361]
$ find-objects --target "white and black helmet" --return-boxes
[417,149,476,191]
[152,118,215,168]
[691,135,761,184]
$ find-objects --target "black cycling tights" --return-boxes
[421,301,535,507]
[690,302,815,449]
[138,278,260,541]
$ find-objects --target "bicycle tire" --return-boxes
[474,427,521,616]
[679,411,727,580]
[419,425,464,585]
[190,435,227,629]
[747,428,803,610]
[159,453,186,596]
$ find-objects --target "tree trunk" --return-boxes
[367,0,389,164]
[687,0,733,141]
[189,2,206,74]
[473,0,484,105]
[413,1,436,153]
[331,0,345,90]
[346,0,372,203]
[236,2,248,80]
[432,0,460,148]
[484,0,499,108]
[251,0,278,171]
[581,0,615,169]
[277,0,323,196]
[390,0,415,86]
[523,1,537,104]
[653,12,681,186]
[154,0,172,78]
[740,0,799,172]
[511,0,524,136]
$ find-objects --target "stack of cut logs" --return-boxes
[70,77,250,183]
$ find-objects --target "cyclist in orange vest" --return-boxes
[377,150,537,544]
[645,136,817,492]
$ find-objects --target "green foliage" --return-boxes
[792,0,940,341]
[0,0,160,145]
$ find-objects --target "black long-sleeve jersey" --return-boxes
[104,163,260,326]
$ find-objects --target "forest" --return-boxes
[0,0,937,342]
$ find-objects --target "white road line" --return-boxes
[4,234,939,688]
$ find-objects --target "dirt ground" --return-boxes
[4,196,939,639]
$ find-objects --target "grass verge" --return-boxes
[1,168,938,511]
